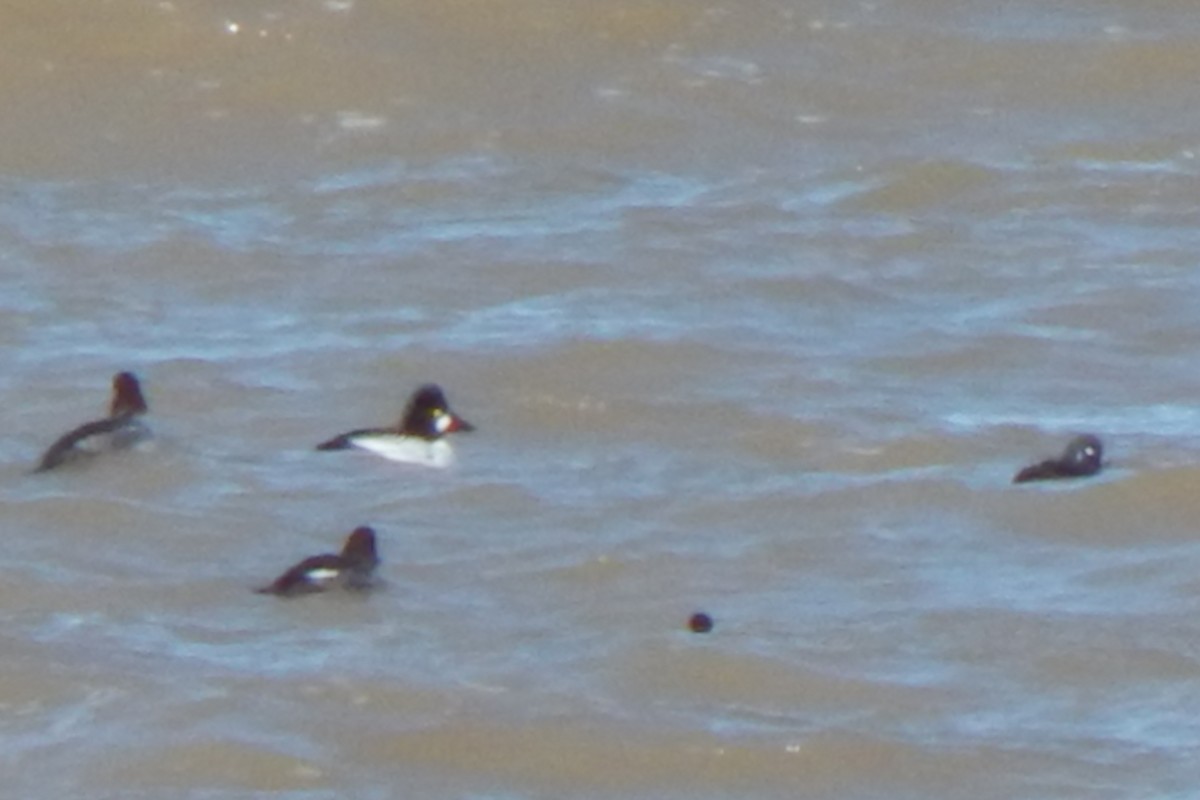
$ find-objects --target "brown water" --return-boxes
[3,1,1200,797]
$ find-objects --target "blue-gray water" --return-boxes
[3,1,1200,797]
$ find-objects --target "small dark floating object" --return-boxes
[256,526,380,597]
[1012,434,1104,484]
[688,612,714,634]
[33,371,150,472]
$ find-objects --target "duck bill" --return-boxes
[445,414,475,433]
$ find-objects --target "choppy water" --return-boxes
[3,1,1200,797]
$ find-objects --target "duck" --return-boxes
[1012,434,1103,484]
[256,526,380,597]
[33,371,150,472]
[316,383,474,467]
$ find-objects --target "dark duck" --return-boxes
[256,526,381,597]
[33,371,150,472]
[1012,434,1104,484]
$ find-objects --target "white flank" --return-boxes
[306,568,341,582]
[351,436,454,468]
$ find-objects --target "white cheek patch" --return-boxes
[1083,447,1096,458]
[434,412,453,434]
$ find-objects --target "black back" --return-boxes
[1013,434,1103,484]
